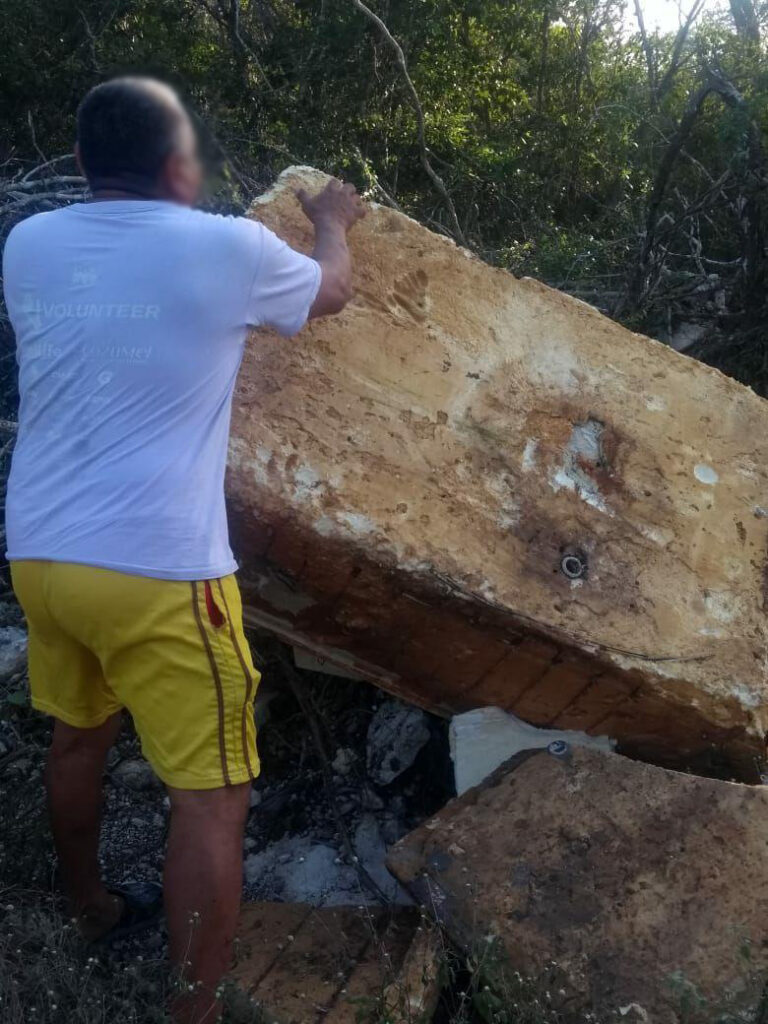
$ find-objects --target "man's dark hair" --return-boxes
[76,77,185,187]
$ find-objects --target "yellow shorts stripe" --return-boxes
[190,580,231,787]
[215,578,256,782]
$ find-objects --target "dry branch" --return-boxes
[349,0,468,247]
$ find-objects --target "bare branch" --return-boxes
[729,0,761,43]
[21,155,77,182]
[191,0,274,92]
[0,176,85,195]
[657,0,705,99]
[349,0,468,247]
[634,0,657,101]
[26,112,48,166]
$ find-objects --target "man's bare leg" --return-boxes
[47,714,124,937]
[165,782,250,1024]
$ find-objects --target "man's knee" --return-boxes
[167,782,250,827]
[49,713,122,762]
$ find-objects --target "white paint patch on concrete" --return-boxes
[292,463,323,503]
[635,522,674,547]
[476,469,520,530]
[313,511,379,539]
[735,458,758,480]
[729,683,763,709]
[338,511,377,535]
[227,438,274,487]
[294,464,320,488]
[314,515,335,537]
[526,337,581,394]
[449,707,615,795]
[478,581,499,605]
[569,419,602,460]
[694,463,719,485]
[550,419,612,515]
[550,465,612,512]
[645,395,666,412]
[498,511,520,530]
[704,590,740,624]
[522,438,538,472]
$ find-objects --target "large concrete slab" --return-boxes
[386,745,768,1021]
[228,166,768,778]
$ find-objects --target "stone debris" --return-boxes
[366,700,431,785]
[111,757,162,792]
[331,746,356,776]
[243,828,410,907]
[229,166,768,779]
[230,901,439,1023]
[353,813,411,903]
[0,626,27,682]
[387,745,768,1022]
[449,706,614,794]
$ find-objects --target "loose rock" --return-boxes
[366,701,430,785]
[0,626,27,682]
[112,758,161,792]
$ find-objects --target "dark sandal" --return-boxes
[91,880,164,945]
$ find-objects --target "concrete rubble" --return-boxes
[229,166,768,780]
[386,745,768,1022]
[366,700,431,785]
[243,819,411,907]
[0,625,27,683]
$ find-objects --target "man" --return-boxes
[2,76,365,1022]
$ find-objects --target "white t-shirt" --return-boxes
[2,199,321,579]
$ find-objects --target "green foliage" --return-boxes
[2,0,768,389]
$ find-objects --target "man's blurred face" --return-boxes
[161,109,203,207]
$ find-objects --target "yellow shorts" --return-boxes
[10,560,261,790]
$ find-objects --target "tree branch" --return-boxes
[657,0,705,100]
[349,0,468,247]
[633,0,657,102]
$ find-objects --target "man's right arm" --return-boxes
[296,180,366,319]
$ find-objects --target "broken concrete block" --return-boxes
[366,700,431,785]
[387,745,768,1021]
[230,166,768,779]
[450,706,614,794]
[230,901,435,1024]
[380,924,442,1023]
